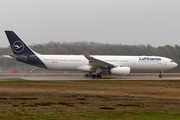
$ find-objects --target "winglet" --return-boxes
[83,51,91,60]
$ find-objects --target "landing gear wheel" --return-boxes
[84,73,100,79]
[97,74,102,78]
[159,74,162,78]
[84,74,89,78]
[159,71,162,78]
[92,74,96,78]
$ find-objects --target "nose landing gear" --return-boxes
[159,71,162,78]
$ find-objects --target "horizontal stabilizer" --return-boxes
[2,55,27,61]
[9,55,27,61]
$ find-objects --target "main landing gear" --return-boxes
[159,71,162,78]
[84,73,102,78]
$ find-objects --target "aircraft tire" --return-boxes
[92,74,96,78]
[84,74,89,78]
[97,74,102,78]
[159,75,162,78]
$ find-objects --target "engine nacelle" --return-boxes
[110,67,130,76]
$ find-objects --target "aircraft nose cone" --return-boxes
[174,62,178,67]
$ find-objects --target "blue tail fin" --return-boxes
[5,31,35,55]
[5,31,47,69]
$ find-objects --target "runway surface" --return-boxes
[0,76,180,81]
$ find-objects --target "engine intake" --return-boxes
[110,67,130,76]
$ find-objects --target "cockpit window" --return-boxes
[170,60,174,62]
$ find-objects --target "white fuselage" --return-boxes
[39,55,177,72]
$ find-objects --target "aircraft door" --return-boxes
[163,60,167,65]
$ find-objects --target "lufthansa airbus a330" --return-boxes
[4,31,178,78]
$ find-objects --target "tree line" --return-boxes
[0,41,180,72]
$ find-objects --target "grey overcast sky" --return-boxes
[0,0,180,47]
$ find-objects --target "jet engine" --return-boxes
[110,67,130,76]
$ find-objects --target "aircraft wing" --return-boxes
[84,51,114,68]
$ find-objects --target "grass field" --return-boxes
[0,80,180,119]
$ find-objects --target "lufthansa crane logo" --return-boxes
[12,41,24,53]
